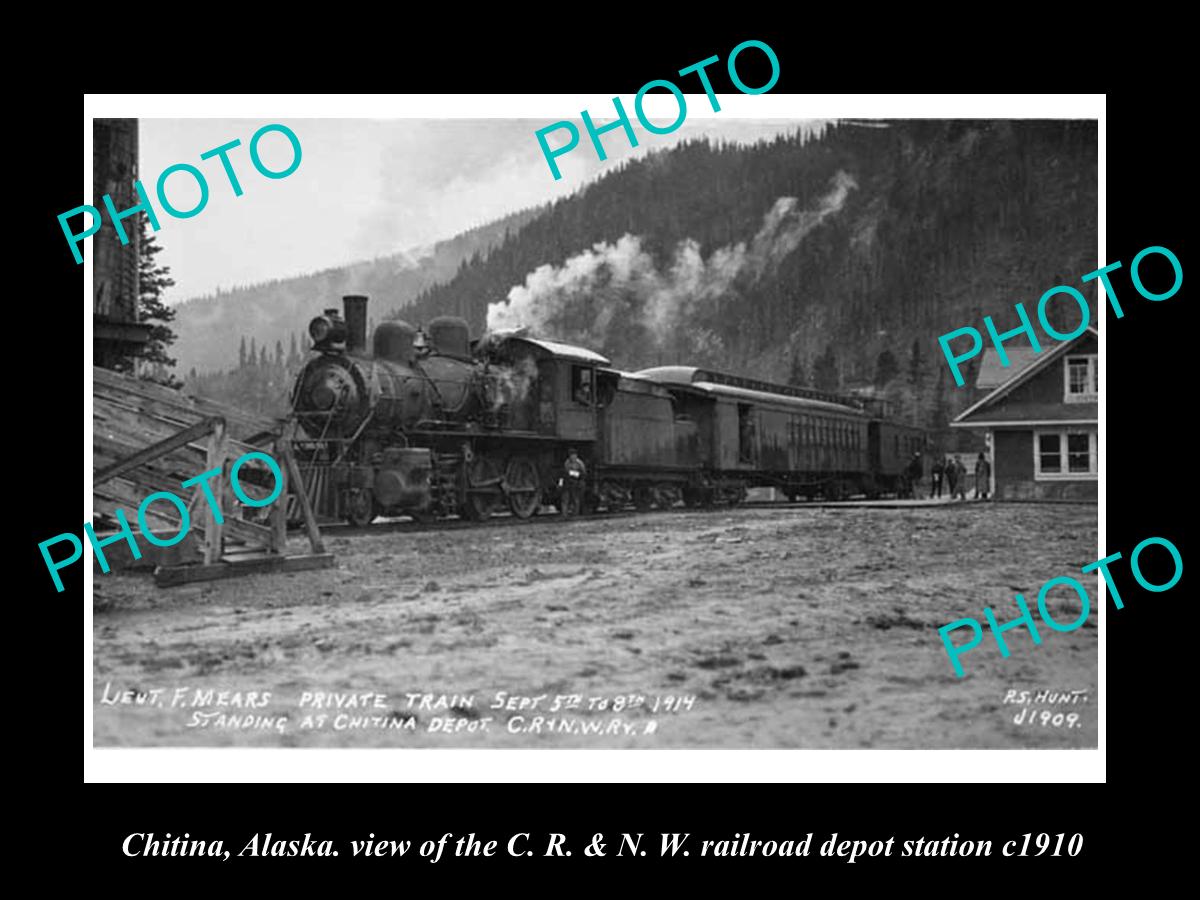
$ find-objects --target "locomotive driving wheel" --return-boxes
[504,456,541,520]
[461,455,501,521]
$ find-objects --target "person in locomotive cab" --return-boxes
[562,448,587,517]
[974,452,992,501]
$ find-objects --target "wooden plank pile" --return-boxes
[92,366,333,586]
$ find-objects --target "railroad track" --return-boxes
[307,496,969,538]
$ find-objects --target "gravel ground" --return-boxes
[92,502,1099,748]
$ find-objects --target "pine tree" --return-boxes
[874,349,900,389]
[239,336,247,369]
[275,339,284,367]
[288,332,299,366]
[133,217,181,387]
[907,338,927,424]
[788,353,807,387]
[813,345,839,391]
[908,338,924,387]
[259,345,268,367]
[249,336,258,366]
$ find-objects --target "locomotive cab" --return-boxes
[481,335,610,443]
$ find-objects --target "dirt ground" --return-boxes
[92,502,1099,748]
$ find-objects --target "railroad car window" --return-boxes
[738,404,754,463]
[571,367,594,405]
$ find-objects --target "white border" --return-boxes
[84,94,1105,783]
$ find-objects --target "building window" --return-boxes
[1064,355,1097,403]
[1035,428,1097,480]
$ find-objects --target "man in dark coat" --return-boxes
[954,457,968,500]
[975,452,992,500]
[906,452,924,499]
[945,455,959,499]
[931,456,945,498]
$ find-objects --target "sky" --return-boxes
[138,117,822,302]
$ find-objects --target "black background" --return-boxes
[28,21,1186,884]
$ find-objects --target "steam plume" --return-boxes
[486,171,858,367]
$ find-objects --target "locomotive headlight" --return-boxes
[309,315,332,343]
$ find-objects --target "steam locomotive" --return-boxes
[288,295,928,525]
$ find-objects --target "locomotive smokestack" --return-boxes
[343,294,368,354]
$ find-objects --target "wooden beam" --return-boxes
[281,436,326,554]
[153,553,336,586]
[94,417,222,486]
[203,419,227,565]
[271,435,289,554]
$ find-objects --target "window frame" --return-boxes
[1034,427,1097,480]
[1063,354,1098,404]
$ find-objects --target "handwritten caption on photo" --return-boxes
[96,687,698,737]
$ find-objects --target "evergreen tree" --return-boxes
[907,338,924,388]
[788,353,807,387]
[239,336,247,369]
[259,345,268,367]
[275,339,284,366]
[249,336,258,366]
[813,345,839,391]
[873,349,900,389]
[906,338,927,425]
[133,217,181,387]
[288,332,299,366]
[931,365,950,433]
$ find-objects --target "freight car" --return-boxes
[287,295,929,525]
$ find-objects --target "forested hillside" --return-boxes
[171,205,541,375]
[398,119,1097,433]
[186,120,1097,442]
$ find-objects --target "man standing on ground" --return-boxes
[563,448,587,517]
[954,457,968,500]
[931,456,945,499]
[975,452,992,500]
[906,452,924,500]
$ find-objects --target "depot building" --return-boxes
[951,326,1097,501]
